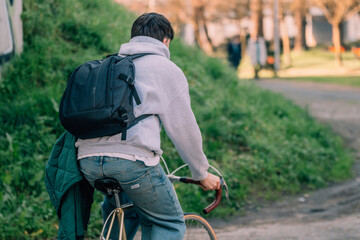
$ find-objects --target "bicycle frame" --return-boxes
[99,157,229,240]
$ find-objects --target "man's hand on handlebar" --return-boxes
[200,172,221,191]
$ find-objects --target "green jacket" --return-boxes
[45,132,94,240]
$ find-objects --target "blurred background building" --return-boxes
[307,7,360,46]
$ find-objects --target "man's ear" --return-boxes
[162,38,171,48]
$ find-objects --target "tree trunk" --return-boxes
[294,8,306,52]
[193,5,213,54]
[332,22,342,66]
[193,7,204,49]
[198,6,214,52]
[251,0,264,38]
[281,19,291,67]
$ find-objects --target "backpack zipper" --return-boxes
[93,59,104,109]
[64,65,82,114]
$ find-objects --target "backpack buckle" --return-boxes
[121,113,129,123]
[126,76,134,85]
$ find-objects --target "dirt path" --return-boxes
[212,79,360,239]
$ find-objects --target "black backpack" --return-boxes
[59,53,151,140]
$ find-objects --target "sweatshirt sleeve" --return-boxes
[159,86,209,181]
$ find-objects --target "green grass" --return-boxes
[238,46,360,84]
[282,76,360,87]
[286,47,360,71]
[277,48,360,86]
[0,0,354,239]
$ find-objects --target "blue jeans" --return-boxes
[79,156,185,240]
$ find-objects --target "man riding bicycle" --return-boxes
[76,12,220,240]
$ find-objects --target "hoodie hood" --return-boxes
[119,36,170,59]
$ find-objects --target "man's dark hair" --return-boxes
[131,13,174,42]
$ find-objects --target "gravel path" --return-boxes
[212,79,360,240]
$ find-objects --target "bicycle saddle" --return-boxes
[94,177,122,195]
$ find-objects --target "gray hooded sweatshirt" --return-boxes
[75,36,209,180]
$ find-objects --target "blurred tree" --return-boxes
[205,0,248,55]
[311,0,360,65]
[192,0,214,53]
[250,0,264,39]
[115,0,250,54]
[291,0,309,52]
[152,0,249,54]
[215,0,249,52]
[184,0,248,54]
[279,0,292,67]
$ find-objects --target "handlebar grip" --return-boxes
[179,177,201,185]
[179,177,222,215]
[203,187,222,214]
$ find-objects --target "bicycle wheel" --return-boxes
[184,213,217,240]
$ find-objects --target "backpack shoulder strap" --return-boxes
[105,53,120,58]
[123,53,153,105]
[120,114,153,140]
[128,114,153,129]
[126,53,152,61]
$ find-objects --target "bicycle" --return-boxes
[95,157,229,240]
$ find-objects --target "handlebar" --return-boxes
[168,175,223,214]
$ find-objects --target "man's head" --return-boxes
[131,13,174,47]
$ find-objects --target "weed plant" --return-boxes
[0,0,353,239]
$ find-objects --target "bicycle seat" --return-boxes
[94,177,122,195]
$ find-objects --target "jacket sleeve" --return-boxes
[159,86,209,181]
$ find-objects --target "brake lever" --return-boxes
[220,177,230,204]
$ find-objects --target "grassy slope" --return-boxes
[0,0,353,239]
